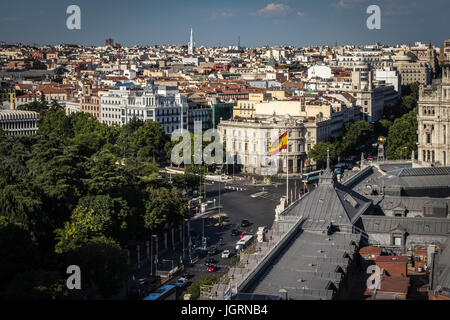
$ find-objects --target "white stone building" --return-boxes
[416,64,450,166]
[100,81,210,133]
[217,116,307,175]
[307,65,332,80]
[0,110,39,135]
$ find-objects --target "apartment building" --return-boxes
[80,83,101,121]
[352,69,399,122]
[232,93,268,118]
[416,64,450,166]
[393,58,431,86]
[100,81,199,133]
[0,81,16,109]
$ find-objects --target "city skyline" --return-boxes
[1,0,449,47]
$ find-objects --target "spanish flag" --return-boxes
[269,131,288,155]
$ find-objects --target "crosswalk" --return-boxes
[224,185,247,191]
[251,192,283,202]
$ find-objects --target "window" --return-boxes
[444,126,447,144]
[394,237,402,246]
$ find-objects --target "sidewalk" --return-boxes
[190,206,223,220]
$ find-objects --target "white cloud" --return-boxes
[256,3,292,16]
[332,0,368,9]
[211,10,233,20]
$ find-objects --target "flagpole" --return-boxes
[286,130,289,206]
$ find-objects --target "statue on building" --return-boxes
[378,136,386,161]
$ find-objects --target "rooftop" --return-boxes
[246,231,357,300]
[376,256,409,263]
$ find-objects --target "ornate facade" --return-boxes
[416,63,450,166]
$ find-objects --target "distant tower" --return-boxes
[238,36,240,49]
[188,28,195,55]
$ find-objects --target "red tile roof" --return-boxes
[376,256,409,263]
[359,246,382,255]
[365,276,410,295]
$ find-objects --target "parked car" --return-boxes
[241,219,250,228]
[204,258,216,266]
[221,250,231,259]
[175,277,188,288]
[231,228,240,236]
[206,264,216,272]
[181,272,191,279]
[208,245,217,256]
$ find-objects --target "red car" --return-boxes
[240,232,247,239]
[206,264,216,272]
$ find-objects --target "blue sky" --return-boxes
[0,0,449,47]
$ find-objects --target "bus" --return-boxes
[301,170,321,184]
[236,235,254,251]
[142,284,177,300]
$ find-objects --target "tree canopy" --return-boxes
[0,100,190,299]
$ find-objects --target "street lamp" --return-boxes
[155,235,159,275]
[186,218,191,263]
[284,114,290,205]
[182,218,185,260]
[218,180,221,214]
[151,234,157,276]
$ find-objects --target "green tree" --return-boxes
[183,275,221,300]
[374,119,392,137]
[0,183,42,230]
[1,270,81,300]
[26,135,85,239]
[61,236,128,299]
[307,142,337,167]
[340,121,373,156]
[54,205,112,254]
[129,120,168,163]
[38,109,72,139]
[143,187,187,232]
[386,108,418,160]
[0,218,40,292]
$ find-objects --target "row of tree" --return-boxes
[384,83,420,159]
[308,120,374,166]
[0,99,198,299]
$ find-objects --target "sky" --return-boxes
[0,0,449,47]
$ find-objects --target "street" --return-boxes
[162,175,313,298]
